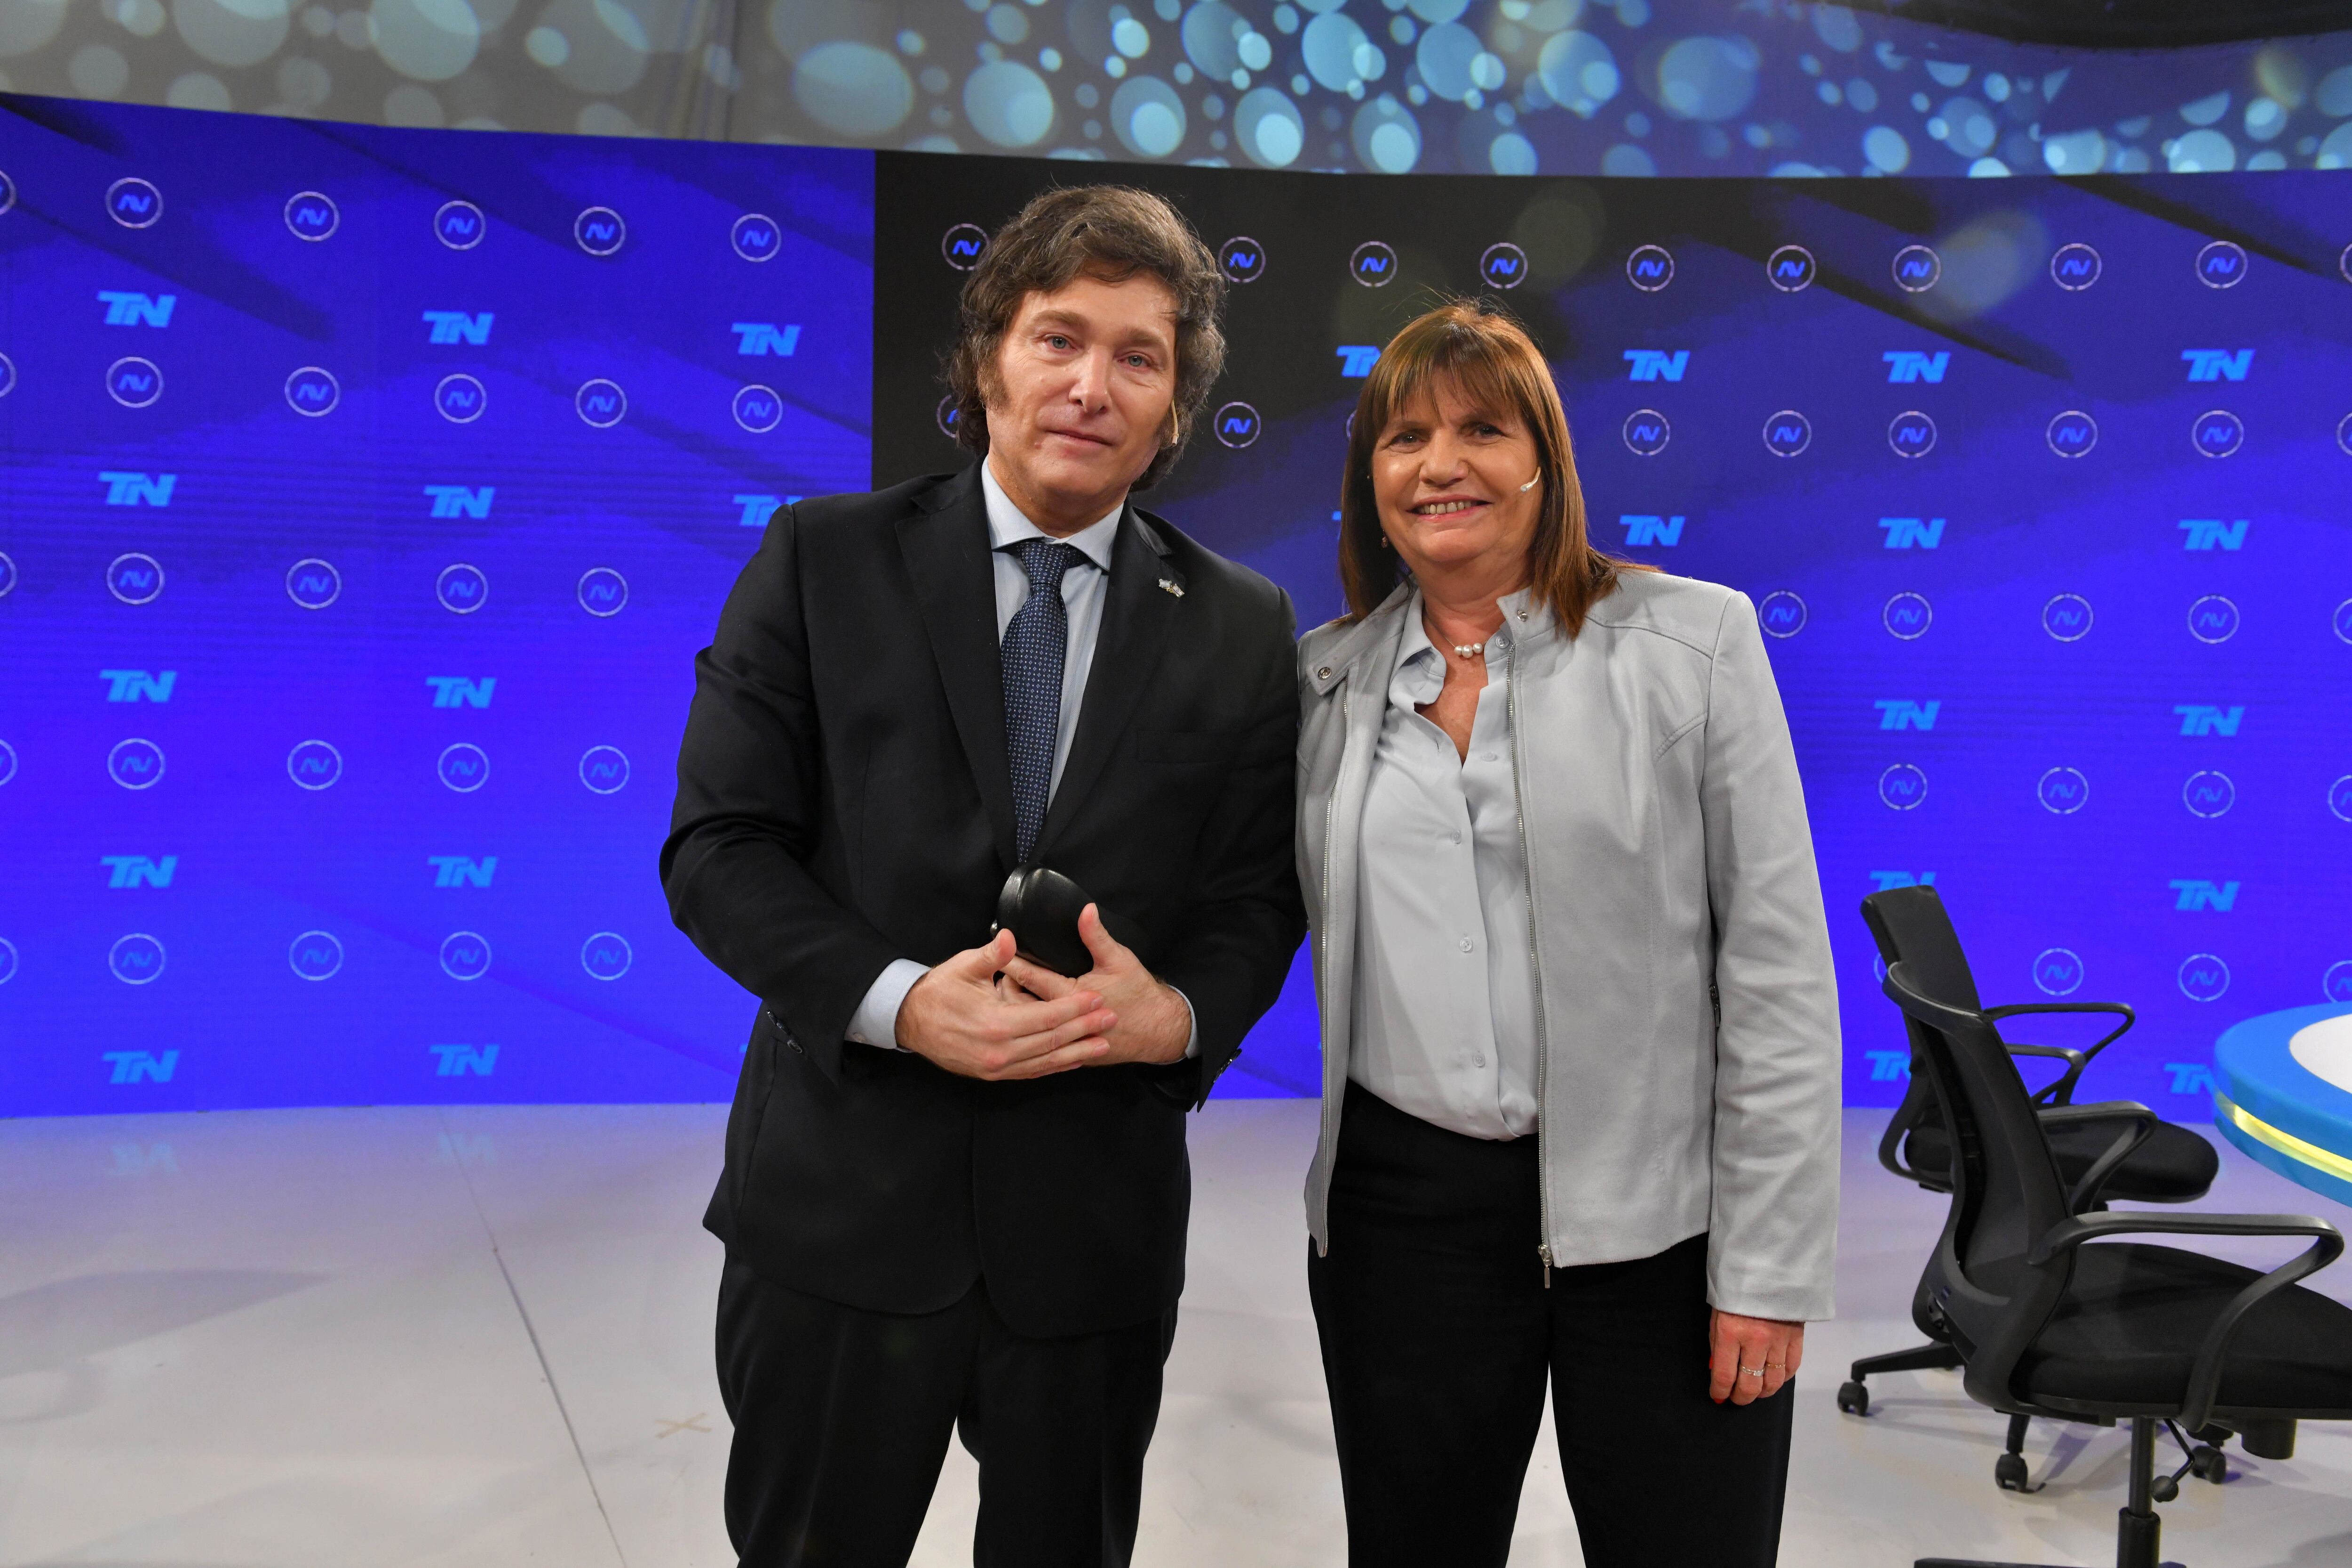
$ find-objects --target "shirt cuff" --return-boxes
[845,958,930,1050]
[1169,984,1201,1060]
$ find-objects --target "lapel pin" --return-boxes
[1158,577,1185,598]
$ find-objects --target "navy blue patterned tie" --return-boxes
[1001,539,1082,863]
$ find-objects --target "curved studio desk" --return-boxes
[2213,1004,2352,1208]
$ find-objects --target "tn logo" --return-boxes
[1867,870,1935,891]
[1623,350,1688,382]
[2170,878,2239,912]
[1336,345,1382,377]
[427,676,495,709]
[98,290,175,327]
[1865,1050,1912,1082]
[2182,348,2251,382]
[2179,518,2247,550]
[102,854,177,888]
[2174,704,2243,737]
[733,322,802,356]
[101,471,175,507]
[1875,699,1939,731]
[1879,517,1944,549]
[104,1051,178,1084]
[101,669,175,702]
[426,484,494,519]
[429,855,497,888]
[2165,1063,2218,1095]
[1883,351,1948,384]
[1620,514,1684,547]
[735,493,785,528]
[431,1044,499,1077]
[423,310,493,345]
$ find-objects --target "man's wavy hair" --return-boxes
[945,184,1227,492]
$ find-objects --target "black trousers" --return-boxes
[715,1259,1177,1568]
[1307,1082,1793,1568]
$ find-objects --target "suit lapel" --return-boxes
[897,467,1019,871]
[1033,510,1180,860]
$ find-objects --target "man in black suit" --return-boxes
[661,185,1303,1567]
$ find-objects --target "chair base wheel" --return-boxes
[2190,1444,2226,1483]
[1993,1451,2040,1493]
[1836,1379,1870,1416]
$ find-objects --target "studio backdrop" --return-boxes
[1,95,2347,1117]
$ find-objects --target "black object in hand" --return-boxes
[994,866,1094,978]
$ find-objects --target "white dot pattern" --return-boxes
[1001,539,1082,863]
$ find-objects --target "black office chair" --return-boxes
[1877,947,2352,1568]
[1841,888,2221,1492]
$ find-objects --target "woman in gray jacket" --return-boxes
[1297,301,1840,1567]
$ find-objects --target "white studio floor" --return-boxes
[5,1100,2351,1568]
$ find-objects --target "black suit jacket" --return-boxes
[662,464,1304,1337]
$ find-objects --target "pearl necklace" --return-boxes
[1447,641,1484,660]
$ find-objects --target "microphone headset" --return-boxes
[1519,474,1541,492]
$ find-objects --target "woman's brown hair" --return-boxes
[1338,299,1649,630]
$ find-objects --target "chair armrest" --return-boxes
[2003,1043,2091,1106]
[2028,1210,2345,1430]
[1983,1002,2135,1105]
[2035,1101,2157,1212]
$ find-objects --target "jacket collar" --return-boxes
[1305,582,1414,697]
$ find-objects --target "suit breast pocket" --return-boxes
[1134,728,1240,767]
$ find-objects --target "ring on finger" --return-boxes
[1740,1364,1765,1377]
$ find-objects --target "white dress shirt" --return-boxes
[1349,597,1540,1139]
[845,461,1194,1057]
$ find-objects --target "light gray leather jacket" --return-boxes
[1297,572,1841,1321]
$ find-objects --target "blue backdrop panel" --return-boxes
[870,156,2352,1108]
[0,99,872,1113]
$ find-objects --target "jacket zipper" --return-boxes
[1314,687,1343,1258]
[1503,634,1555,1288]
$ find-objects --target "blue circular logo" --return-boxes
[580,745,630,795]
[284,366,339,416]
[437,742,489,793]
[2036,766,2089,815]
[2333,599,2352,645]
[106,551,164,605]
[578,567,628,617]
[434,373,486,424]
[1765,244,1815,292]
[2187,595,2240,644]
[576,378,626,428]
[731,211,780,262]
[0,350,16,398]
[2183,770,2235,819]
[0,738,15,787]
[937,395,961,440]
[1218,235,1265,284]
[942,222,990,270]
[2046,410,2098,457]
[2338,413,2352,457]
[575,205,626,256]
[1892,244,1941,292]
[1622,409,1670,455]
[1350,240,1397,287]
[106,355,163,408]
[2195,239,2247,288]
[1626,244,1674,291]
[106,176,163,230]
[1479,241,1528,290]
[0,936,16,985]
[1757,590,1806,638]
[285,190,339,240]
[1888,411,1937,458]
[0,168,12,215]
[2177,953,2231,1002]
[289,930,343,981]
[2191,409,2243,458]
[1762,410,1812,457]
[436,563,488,614]
[2342,243,2352,286]
[286,557,340,610]
[1883,591,1931,640]
[581,931,633,980]
[434,199,485,249]
[109,932,166,985]
[2032,947,2085,997]
[2042,593,2093,642]
[439,931,492,981]
[0,549,13,598]
[108,738,166,790]
[1213,400,1261,449]
[733,383,782,433]
[2327,774,2352,822]
[286,739,343,791]
[1878,763,1927,811]
[2050,242,2102,291]
[2324,959,2352,1002]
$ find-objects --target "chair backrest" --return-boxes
[1879,957,2074,1366]
[1860,886,1982,1168]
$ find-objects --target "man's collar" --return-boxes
[981,459,1122,573]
